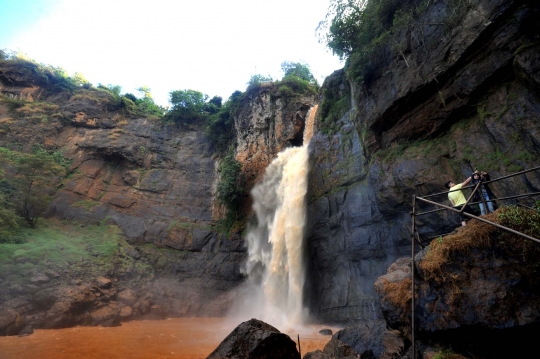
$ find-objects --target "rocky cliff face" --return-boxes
[304,0,540,324]
[0,73,245,324]
[234,84,317,188]
[1,0,539,342]
[0,64,319,333]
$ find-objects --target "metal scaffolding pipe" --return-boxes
[410,195,416,359]
[416,192,540,216]
[481,165,540,185]
[416,197,540,244]
[421,166,540,199]
[409,166,540,357]
[459,182,480,213]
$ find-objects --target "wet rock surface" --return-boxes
[305,0,540,324]
[234,86,317,188]
[207,318,300,359]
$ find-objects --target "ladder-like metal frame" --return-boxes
[409,166,540,358]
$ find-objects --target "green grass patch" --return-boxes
[0,218,125,282]
[72,200,100,211]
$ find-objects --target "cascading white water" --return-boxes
[243,105,317,329]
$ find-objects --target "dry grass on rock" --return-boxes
[380,277,413,314]
[420,206,540,281]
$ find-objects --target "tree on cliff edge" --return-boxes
[166,89,209,124]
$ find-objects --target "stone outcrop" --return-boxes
[303,321,406,359]
[372,223,540,358]
[234,84,317,188]
[1,280,123,333]
[207,318,300,359]
[376,247,540,335]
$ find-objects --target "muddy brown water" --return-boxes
[0,318,338,359]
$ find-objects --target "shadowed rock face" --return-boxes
[50,120,218,244]
[207,318,300,359]
[305,0,540,324]
[376,249,540,335]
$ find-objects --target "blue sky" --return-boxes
[0,0,343,106]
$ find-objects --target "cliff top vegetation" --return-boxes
[317,0,471,84]
[0,51,165,122]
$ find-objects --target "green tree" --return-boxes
[216,148,243,215]
[247,74,273,87]
[0,145,70,228]
[280,61,318,85]
[134,87,164,117]
[0,193,20,243]
[167,89,209,124]
[72,72,90,87]
[317,0,405,59]
[137,86,153,99]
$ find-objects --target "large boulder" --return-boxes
[206,318,300,359]
[0,309,26,336]
[331,320,387,358]
[39,285,97,329]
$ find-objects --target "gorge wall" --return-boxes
[0,63,317,331]
[1,0,539,338]
[304,0,540,324]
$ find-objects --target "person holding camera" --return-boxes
[471,170,495,215]
[445,176,473,226]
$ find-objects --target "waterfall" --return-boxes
[242,105,317,329]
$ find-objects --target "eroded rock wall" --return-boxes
[234,85,317,188]
[305,0,540,324]
[0,76,246,318]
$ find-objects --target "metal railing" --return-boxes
[409,165,540,358]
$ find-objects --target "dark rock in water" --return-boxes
[143,305,164,320]
[322,338,359,358]
[0,309,26,336]
[332,320,387,358]
[304,335,373,359]
[90,303,121,327]
[119,306,133,319]
[39,285,97,329]
[207,318,300,359]
[18,325,34,336]
[319,329,333,336]
[303,350,331,359]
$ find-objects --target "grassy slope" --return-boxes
[0,219,153,289]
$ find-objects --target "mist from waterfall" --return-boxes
[231,106,317,330]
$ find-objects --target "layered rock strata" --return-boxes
[234,85,317,188]
[305,0,540,323]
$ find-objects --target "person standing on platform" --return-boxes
[445,176,473,226]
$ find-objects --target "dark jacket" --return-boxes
[471,173,496,202]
